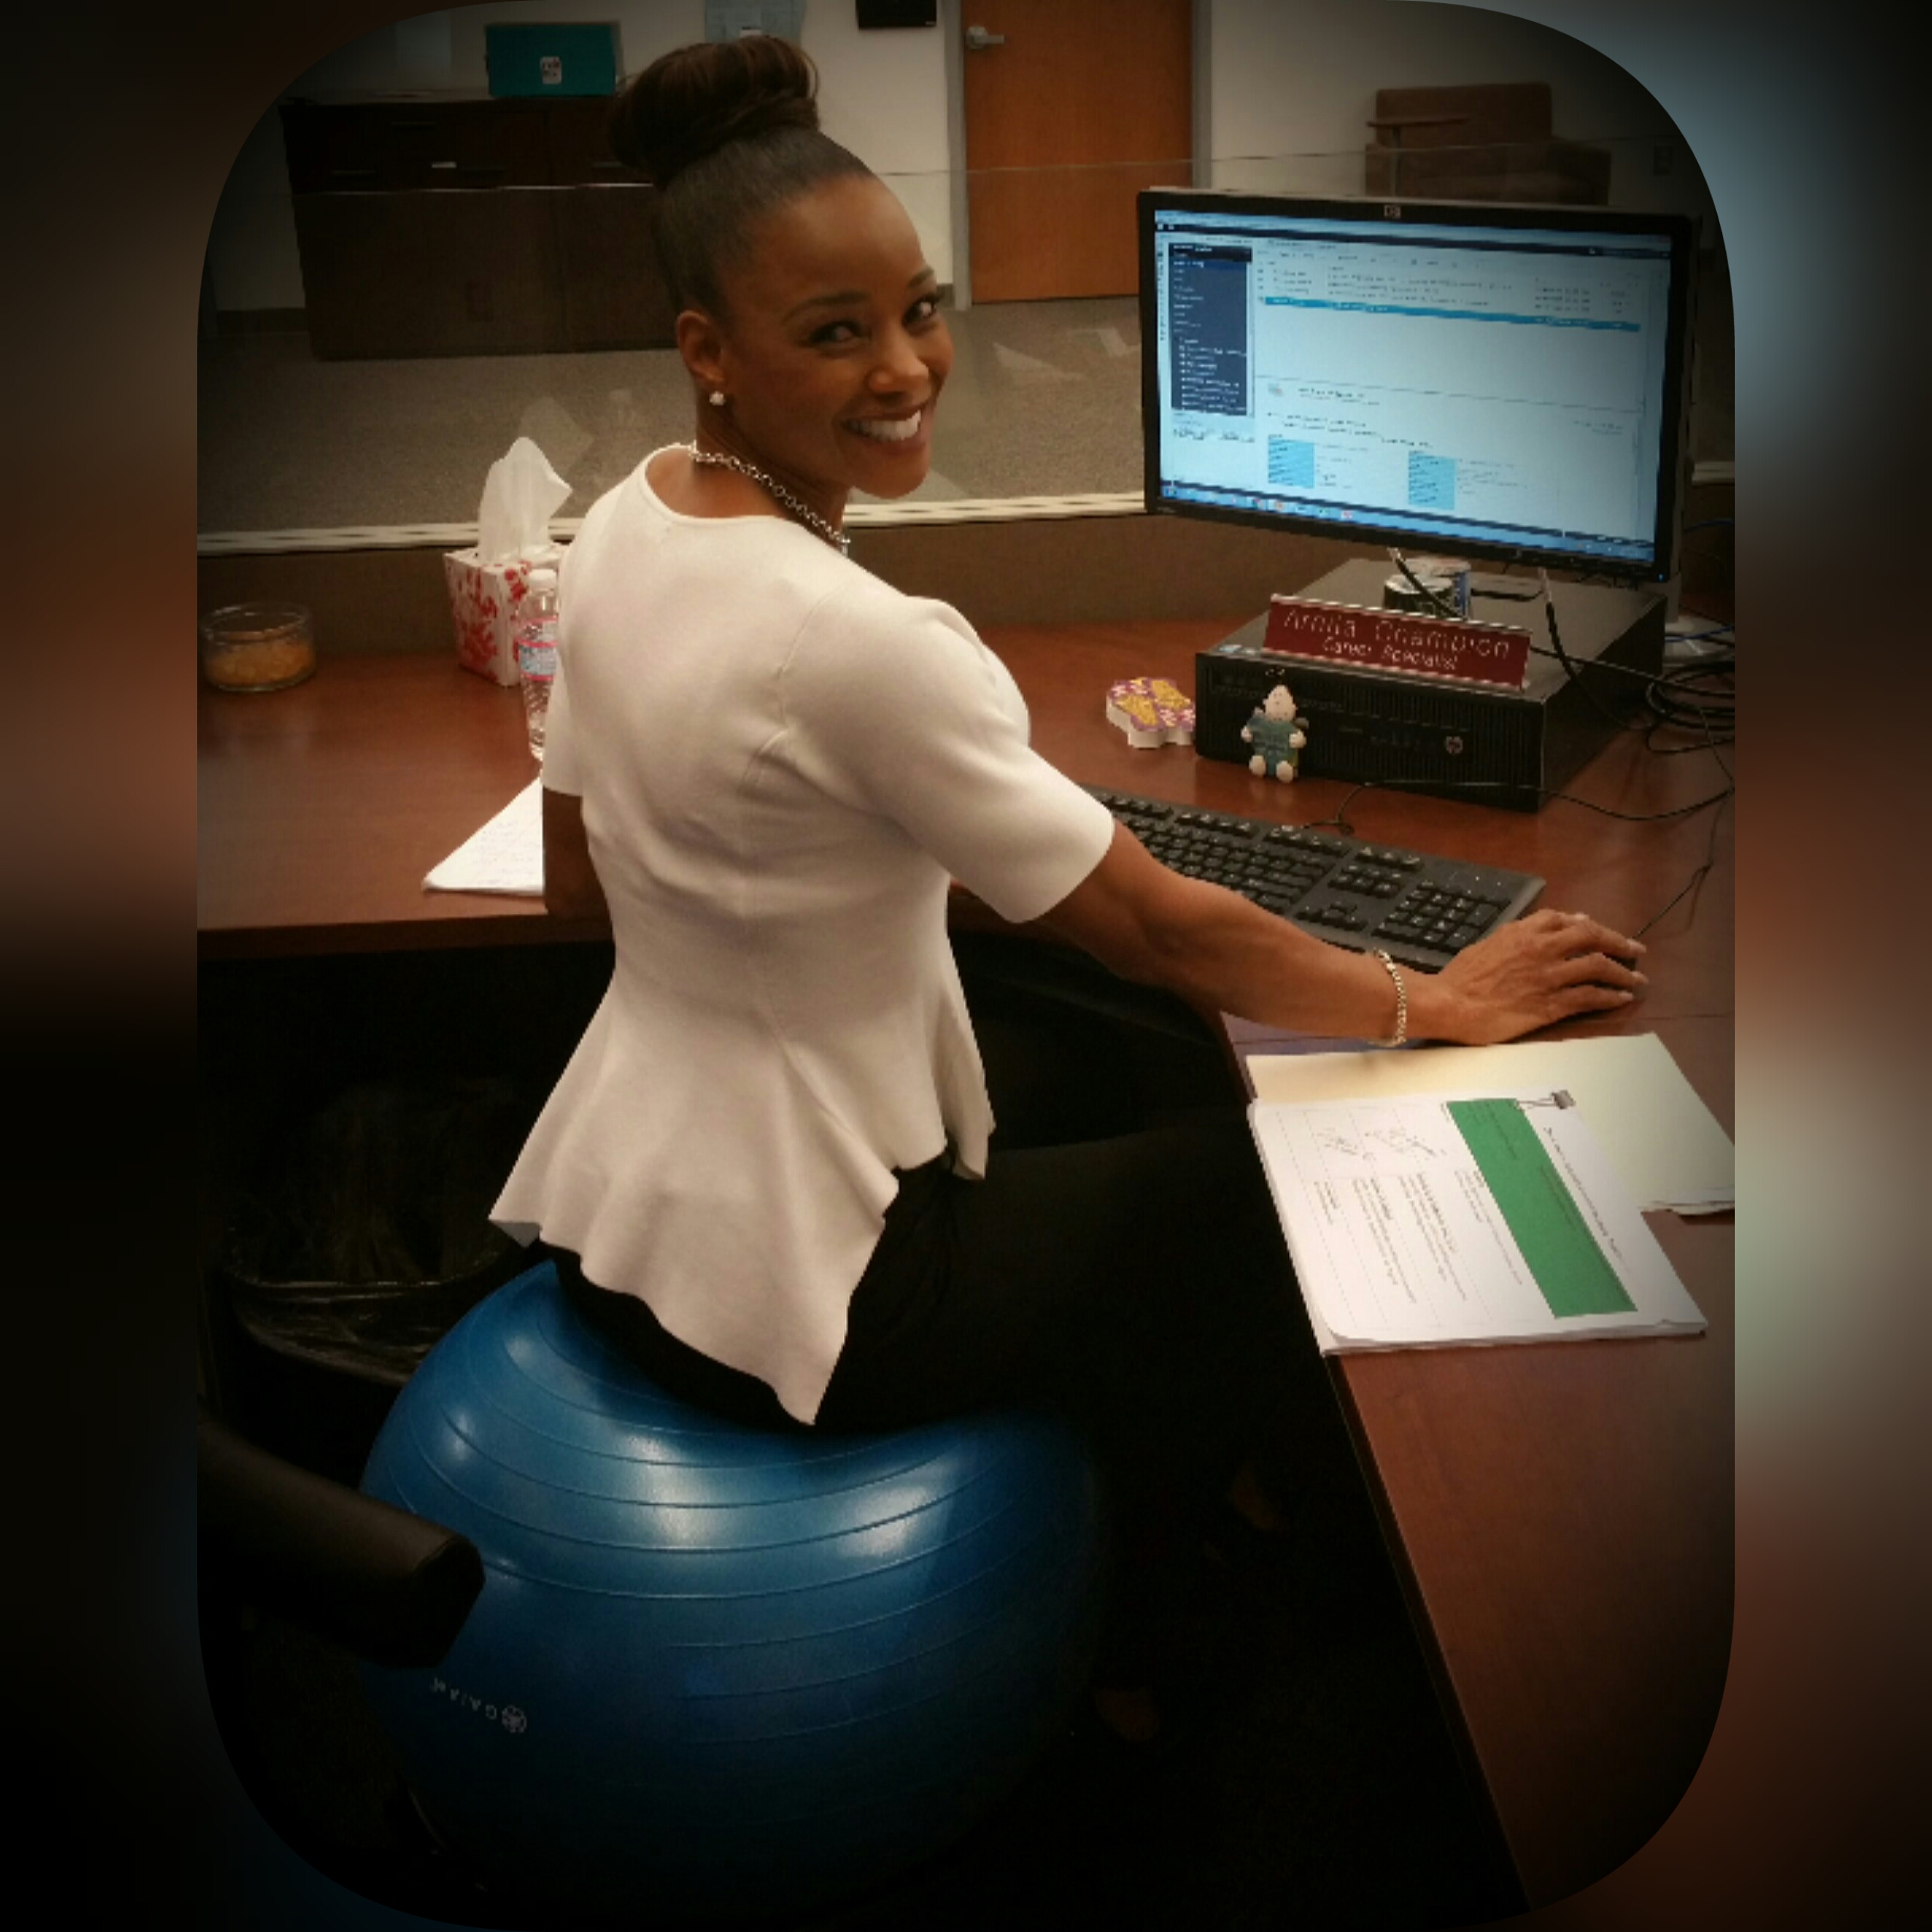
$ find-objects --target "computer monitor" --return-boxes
[1140,190,1700,586]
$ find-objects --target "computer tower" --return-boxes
[1193,560,1665,811]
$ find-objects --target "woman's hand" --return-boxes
[1041,827,1648,1048]
[1423,909,1647,1044]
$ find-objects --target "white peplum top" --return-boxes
[491,453,1115,1421]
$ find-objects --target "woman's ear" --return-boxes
[676,309,728,396]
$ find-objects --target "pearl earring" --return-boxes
[709,389,727,408]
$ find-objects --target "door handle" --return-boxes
[964,24,1007,51]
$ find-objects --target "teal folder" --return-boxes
[484,23,624,98]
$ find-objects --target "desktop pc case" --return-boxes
[1194,559,1664,812]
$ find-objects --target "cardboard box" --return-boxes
[444,547,561,687]
[484,23,624,97]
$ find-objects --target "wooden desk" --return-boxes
[198,626,1734,1909]
[933,620,1734,1909]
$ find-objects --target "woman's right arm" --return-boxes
[1033,820,1646,1047]
[543,787,609,924]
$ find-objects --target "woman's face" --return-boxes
[691,174,953,505]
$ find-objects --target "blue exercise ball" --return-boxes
[358,1260,1104,1921]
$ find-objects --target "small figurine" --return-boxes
[1242,683,1307,782]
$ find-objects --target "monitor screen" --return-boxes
[1140,192,1698,582]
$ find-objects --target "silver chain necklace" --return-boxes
[686,445,851,556]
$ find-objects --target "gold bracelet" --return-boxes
[1371,949,1408,1048]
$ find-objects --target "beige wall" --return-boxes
[1209,0,1715,225]
[205,1,955,312]
[205,3,1711,316]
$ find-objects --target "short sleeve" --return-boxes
[539,562,582,796]
[780,586,1115,924]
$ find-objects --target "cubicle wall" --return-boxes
[195,480,1734,659]
[196,513,1358,655]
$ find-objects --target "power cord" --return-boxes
[1537,568,1652,736]
[1293,766,1734,944]
[1368,549,1735,927]
[1631,764,1730,938]
[1389,548,1729,731]
[1300,771,1734,837]
[1644,659,1735,749]
[1632,681,1733,937]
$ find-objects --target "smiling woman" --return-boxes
[494,30,1644,1764]
[609,34,952,542]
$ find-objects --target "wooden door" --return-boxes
[961,0,1192,302]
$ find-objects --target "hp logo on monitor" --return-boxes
[1383,204,1402,219]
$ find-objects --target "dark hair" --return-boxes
[608,36,873,317]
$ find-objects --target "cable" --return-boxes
[1265,737,1734,952]
[1645,655,1736,740]
[1473,641,1740,700]
[1386,547,1461,619]
[1391,550,1737,758]
[1397,548,1723,700]
[1550,783,1731,824]
[1303,769,1734,949]
[1297,783,1374,839]
[1539,568,1650,735]
[1632,675,1733,937]
[1645,722,1735,755]
[1628,788,1729,937]
[1645,669,1734,740]
[1359,545,1736,934]
[1297,771,1734,825]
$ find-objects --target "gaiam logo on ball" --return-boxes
[430,1676,528,1734]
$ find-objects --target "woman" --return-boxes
[493,35,1645,1741]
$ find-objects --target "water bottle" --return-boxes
[514,567,559,761]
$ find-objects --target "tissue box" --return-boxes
[444,547,561,686]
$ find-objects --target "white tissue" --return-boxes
[476,437,571,565]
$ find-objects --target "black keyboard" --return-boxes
[1088,787,1544,973]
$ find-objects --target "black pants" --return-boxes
[555,937,1327,1675]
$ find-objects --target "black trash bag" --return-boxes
[208,1076,537,1481]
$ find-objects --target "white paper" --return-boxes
[476,438,571,566]
[1247,1032,1732,1214]
[423,780,544,897]
[1251,1090,1706,1353]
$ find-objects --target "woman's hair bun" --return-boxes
[610,35,821,186]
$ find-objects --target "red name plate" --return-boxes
[1263,594,1532,691]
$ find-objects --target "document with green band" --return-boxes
[1249,1089,1704,1352]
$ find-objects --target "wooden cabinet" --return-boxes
[281,94,674,358]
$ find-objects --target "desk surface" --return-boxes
[198,626,1734,1908]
